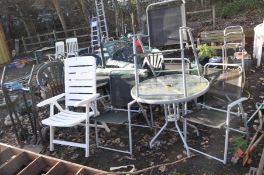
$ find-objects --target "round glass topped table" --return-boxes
[131,74,210,155]
[131,74,209,104]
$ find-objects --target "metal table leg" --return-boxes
[149,103,190,157]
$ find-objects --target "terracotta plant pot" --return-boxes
[245,36,253,45]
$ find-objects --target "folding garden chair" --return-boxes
[146,0,186,48]
[37,56,99,157]
[185,63,248,164]
[94,70,149,154]
[66,38,78,58]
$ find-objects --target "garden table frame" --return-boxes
[131,74,210,156]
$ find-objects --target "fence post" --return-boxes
[15,39,19,55]
[53,30,57,41]
[37,34,42,48]
[212,5,216,30]
[21,37,27,53]
[73,29,77,37]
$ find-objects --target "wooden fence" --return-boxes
[21,27,90,53]
[186,5,216,30]
[19,3,215,53]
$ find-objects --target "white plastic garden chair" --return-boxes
[47,41,65,61]
[66,38,78,57]
[37,56,99,157]
[142,48,164,77]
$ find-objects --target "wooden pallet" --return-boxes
[0,143,108,175]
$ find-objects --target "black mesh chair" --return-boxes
[147,0,186,47]
[94,70,149,154]
[185,63,248,164]
[37,61,65,100]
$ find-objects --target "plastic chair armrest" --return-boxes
[37,93,65,107]
[74,93,100,107]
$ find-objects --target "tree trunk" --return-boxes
[113,0,120,37]
[136,0,142,32]
[15,2,34,37]
[78,0,90,27]
[51,0,68,37]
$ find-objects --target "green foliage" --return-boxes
[219,0,264,18]
[232,136,248,150]
[170,170,185,175]
[197,44,215,60]
[232,135,263,158]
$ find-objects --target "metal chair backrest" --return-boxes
[55,41,65,60]
[146,0,186,47]
[64,56,96,108]
[109,71,135,108]
[224,26,245,47]
[37,61,64,99]
[66,38,78,57]
[204,63,243,105]
[112,45,134,63]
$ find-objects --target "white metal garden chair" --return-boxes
[37,56,99,157]
[66,38,78,57]
[47,41,65,61]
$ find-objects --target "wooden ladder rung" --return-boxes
[0,143,107,174]
[0,152,30,175]
[45,161,63,175]
[46,161,82,175]
[17,156,52,175]
[75,167,87,175]
[0,148,15,166]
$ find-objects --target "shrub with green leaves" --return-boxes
[197,44,215,60]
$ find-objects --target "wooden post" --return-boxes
[15,39,19,55]
[0,22,10,64]
[53,30,57,41]
[212,5,216,30]
[37,34,42,47]
[21,37,27,53]
[73,29,77,37]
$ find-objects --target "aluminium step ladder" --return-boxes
[95,0,109,40]
[90,0,109,51]
[90,16,100,50]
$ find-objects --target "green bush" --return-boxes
[232,136,248,150]
[197,44,215,60]
[219,0,264,18]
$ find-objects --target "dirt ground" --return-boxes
[0,51,263,175]
[0,13,264,175]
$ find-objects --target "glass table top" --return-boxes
[131,74,209,104]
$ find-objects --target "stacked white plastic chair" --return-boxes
[66,38,78,57]
[47,41,65,61]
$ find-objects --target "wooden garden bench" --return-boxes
[197,28,245,50]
